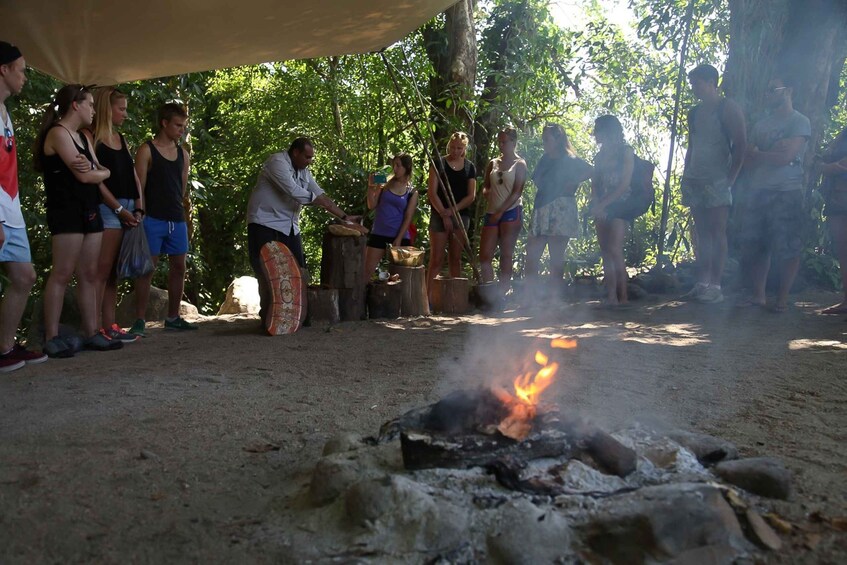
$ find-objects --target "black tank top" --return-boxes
[41,125,101,211]
[96,134,139,200]
[145,140,185,221]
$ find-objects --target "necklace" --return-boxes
[446,157,464,171]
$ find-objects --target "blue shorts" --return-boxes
[99,198,136,229]
[0,224,32,263]
[145,216,189,256]
[483,206,522,227]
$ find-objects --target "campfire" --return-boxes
[301,337,796,563]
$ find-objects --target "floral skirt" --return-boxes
[529,196,579,238]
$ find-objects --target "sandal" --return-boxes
[821,304,847,315]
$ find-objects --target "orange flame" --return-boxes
[513,351,559,405]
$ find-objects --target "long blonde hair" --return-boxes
[92,86,127,147]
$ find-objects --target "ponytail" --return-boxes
[33,84,91,172]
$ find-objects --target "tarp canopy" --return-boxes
[0,0,456,85]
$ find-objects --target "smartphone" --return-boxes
[373,173,388,184]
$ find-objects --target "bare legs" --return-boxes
[595,218,627,305]
[525,235,569,281]
[135,253,187,320]
[691,206,729,286]
[823,216,847,312]
[363,246,386,284]
[0,261,37,352]
[95,227,124,329]
[479,220,521,295]
[43,233,103,339]
[427,230,466,302]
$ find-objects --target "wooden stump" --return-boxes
[388,264,429,317]
[431,276,469,314]
[307,287,340,324]
[320,231,366,321]
[367,281,402,319]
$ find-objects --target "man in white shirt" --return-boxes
[246,137,365,322]
[0,41,48,371]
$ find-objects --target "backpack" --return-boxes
[627,155,656,217]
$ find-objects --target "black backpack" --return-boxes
[627,155,656,217]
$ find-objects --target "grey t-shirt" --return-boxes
[531,153,592,208]
[750,110,810,192]
[682,100,732,187]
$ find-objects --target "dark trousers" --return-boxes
[247,223,307,321]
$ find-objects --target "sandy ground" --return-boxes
[1,289,846,563]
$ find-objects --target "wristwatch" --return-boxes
[114,205,124,215]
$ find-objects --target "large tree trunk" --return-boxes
[422,0,477,143]
[724,0,847,159]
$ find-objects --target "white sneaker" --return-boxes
[680,283,707,301]
[697,286,724,304]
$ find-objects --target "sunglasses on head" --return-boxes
[3,127,12,153]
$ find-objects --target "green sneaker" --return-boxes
[128,319,147,337]
[164,317,198,331]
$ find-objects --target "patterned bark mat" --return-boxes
[259,241,305,335]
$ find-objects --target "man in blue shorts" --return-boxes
[738,75,810,312]
[0,42,48,371]
[131,103,196,334]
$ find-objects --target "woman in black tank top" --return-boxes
[34,84,122,357]
[89,87,143,342]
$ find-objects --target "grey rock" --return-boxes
[668,431,739,466]
[309,453,365,506]
[580,483,750,563]
[665,544,742,565]
[714,457,792,500]
[345,475,467,552]
[487,498,572,564]
[322,432,364,456]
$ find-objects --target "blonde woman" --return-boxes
[426,132,477,302]
[479,127,527,294]
[88,87,142,342]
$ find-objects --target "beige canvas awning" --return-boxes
[0,0,456,85]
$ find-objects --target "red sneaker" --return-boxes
[3,344,48,366]
[106,324,140,343]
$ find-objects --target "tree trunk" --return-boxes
[724,0,847,159]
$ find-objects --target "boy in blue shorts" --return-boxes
[131,103,197,334]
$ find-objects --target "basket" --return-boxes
[388,245,425,267]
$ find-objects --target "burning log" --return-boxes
[400,429,576,471]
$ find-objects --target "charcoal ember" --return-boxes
[425,388,513,435]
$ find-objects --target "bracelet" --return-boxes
[113,205,124,215]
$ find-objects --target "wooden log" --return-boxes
[387,264,429,317]
[320,231,366,289]
[431,276,469,314]
[400,429,575,471]
[320,231,367,321]
[307,286,340,324]
[367,281,402,319]
[338,288,366,322]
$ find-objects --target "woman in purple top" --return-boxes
[363,153,419,282]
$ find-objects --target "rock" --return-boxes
[580,483,750,563]
[714,457,792,500]
[322,433,364,456]
[626,282,648,300]
[345,476,468,552]
[487,498,572,564]
[116,286,198,326]
[664,544,743,565]
[667,431,738,466]
[309,453,366,506]
[556,459,628,494]
[216,276,260,315]
[631,271,679,294]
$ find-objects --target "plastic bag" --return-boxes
[116,222,154,280]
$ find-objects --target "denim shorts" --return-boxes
[739,189,804,260]
[99,198,136,229]
[0,224,32,263]
[144,216,189,256]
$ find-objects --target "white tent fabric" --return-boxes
[0,0,456,85]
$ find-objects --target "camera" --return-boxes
[372,173,388,184]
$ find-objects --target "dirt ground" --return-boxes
[1,289,845,563]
